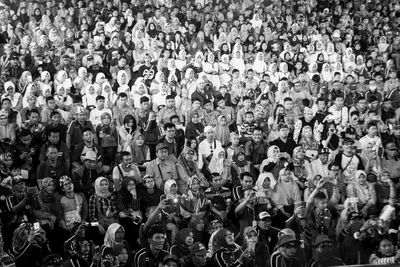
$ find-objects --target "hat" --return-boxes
[258,211,271,221]
[162,254,178,264]
[347,211,362,221]
[386,143,398,150]
[342,138,355,145]
[346,126,356,135]
[313,235,333,247]
[156,143,168,151]
[59,175,72,188]
[278,235,300,247]
[191,242,208,255]
[143,174,154,182]
[278,124,289,131]
[84,150,97,161]
[318,147,330,155]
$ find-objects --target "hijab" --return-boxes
[212,229,237,251]
[353,170,370,204]
[130,134,147,164]
[95,177,111,198]
[104,223,124,248]
[255,172,276,192]
[214,115,230,146]
[178,147,197,177]
[40,177,56,203]
[176,228,192,253]
[272,168,300,207]
[164,179,178,199]
[321,63,333,82]
[209,147,226,174]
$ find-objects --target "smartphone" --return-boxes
[33,222,40,231]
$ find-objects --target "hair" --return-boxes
[120,151,131,158]
[166,94,175,100]
[48,127,60,136]
[140,96,150,103]
[283,97,292,102]
[96,95,105,101]
[314,191,327,201]
[27,108,40,117]
[46,96,55,103]
[1,98,11,105]
[47,144,58,153]
[118,92,128,99]
[240,172,252,180]
[164,122,176,130]
[19,129,32,137]
[82,127,93,134]
[50,111,61,118]
[252,126,263,133]
[147,225,166,239]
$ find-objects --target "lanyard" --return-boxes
[157,164,164,180]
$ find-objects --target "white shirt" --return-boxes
[359,134,382,154]
[198,138,222,169]
[307,158,330,182]
[89,108,113,128]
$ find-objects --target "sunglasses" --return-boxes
[285,243,299,249]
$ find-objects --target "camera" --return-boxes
[166,198,178,205]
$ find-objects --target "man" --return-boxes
[182,242,209,267]
[133,225,170,267]
[145,143,178,190]
[71,127,106,173]
[112,151,141,190]
[333,138,364,183]
[157,95,182,130]
[66,106,95,150]
[198,126,222,170]
[36,145,69,189]
[72,150,104,198]
[136,96,151,131]
[244,127,268,171]
[308,235,344,267]
[89,95,112,128]
[39,128,70,168]
[270,235,302,267]
[158,122,181,161]
[44,111,68,142]
[232,172,254,203]
[255,211,279,254]
[270,124,297,156]
[307,147,331,182]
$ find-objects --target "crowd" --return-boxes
[1,0,400,266]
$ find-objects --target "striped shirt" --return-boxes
[133,247,170,267]
[270,250,303,267]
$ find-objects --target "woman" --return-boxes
[180,176,208,221]
[242,226,270,267]
[369,238,400,264]
[272,168,302,224]
[360,142,382,174]
[96,112,118,166]
[214,115,230,147]
[82,84,97,110]
[382,143,400,179]
[203,53,220,89]
[254,173,275,211]
[260,145,290,180]
[118,114,138,151]
[170,228,194,265]
[127,134,150,166]
[2,81,22,111]
[9,223,44,267]
[88,177,118,233]
[18,71,33,95]
[291,146,311,188]
[160,180,181,243]
[0,110,16,144]
[208,148,233,185]
[211,228,251,266]
[232,151,255,184]
[346,170,376,217]
[116,178,141,250]
[188,215,208,244]
[176,147,207,194]
[102,82,117,109]
[101,223,129,262]
[298,126,319,159]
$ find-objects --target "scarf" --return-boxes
[178,147,197,177]
[95,177,111,199]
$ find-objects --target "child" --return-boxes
[239,111,256,143]
[226,133,241,161]
[203,99,218,127]
[214,115,230,147]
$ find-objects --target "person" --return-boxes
[244,127,269,171]
[308,234,344,267]
[182,242,209,267]
[112,151,141,191]
[145,143,178,190]
[198,126,223,171]
[333,138,364,183]
[270,124,297,157]
[270,235,303,267]
[66,106,95,150]
[369,237,400,264]
[133,225,170,267]
[36,145,69,188]
[169,228,194,265]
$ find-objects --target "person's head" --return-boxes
[60,176,74,193]
[165,95,175,108]
[46,145,58,161]
[278,235,300,258]
[19,129,32,145]
[283,97,293,110]
[377,237,395,257]
[84,150,97,170]
[217,97,225,108]
[116,246,129,265]
[82,128,94,143]
[118,92,128,106]
[204,126,215,140]
[318,148,330,164]
[190,242,208,266]
[140,96,150,109]
[143,175,155,190]
[334,95,344,107]
[96,95,105,109]
[203,99,212,111]
[257,211,272,230]
[342,138,355,155]
[313,235,334,254]
[278,124,290,139]
[240,172,253,190]
[385,143,398,158]
[164,122,176,139]
[120,151,132,168]
[366,121,378,136]
[211,173,222,188]
[156,143,169,161]
[46,96,56,110]
[230,133,240,146]
[41,177,55,194]
[252,127,263,143]
[27,108,40,124]
[313,192,328,211]
[244,111,254,123]
[147,225,166,251]
[170,115,181,126]
[1,98,12,111]
[95,176,109,196]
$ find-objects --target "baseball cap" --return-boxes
[386,142,398,150]
[318,147,330,155]
[313,234,333,247]
[278,235,300,247]
[257,211,271,221]
[342,138,355,145]
[191,242,208,255]
[84,150,97,161]
[156,143,168,151]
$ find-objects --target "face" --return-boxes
[185,232,194,246]
[205,129,215,140]
[83,131,94,142]
[118,248,128,264]
[47,147,58,161]
[225,230,234,245]
[157,149,168,161]
[99,179,108,193]
[282,242,298,257]
[242,176,253,190]
[378,239,394,257]
[279,128,289,138]
[252,130,262,143]
[149,233,165,250]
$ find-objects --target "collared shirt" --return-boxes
[88,194,117,222]
[145,158,178,189]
